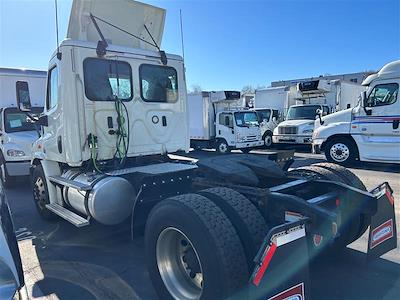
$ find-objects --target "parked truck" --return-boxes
[0,68,45,187]
[188,91,263,153]
[17,1,397,299]
[252,108,280,147]
[272,79,365,146]
[313,60,400,165]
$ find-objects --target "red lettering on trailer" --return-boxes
[370,219,394,249]
[252,243,277,287]
[268,282,305,300]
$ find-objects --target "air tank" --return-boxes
[62,171,135,225]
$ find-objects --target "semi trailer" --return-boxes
[0,68,46,187]
[17,1,397,299]
[188,91,264,153]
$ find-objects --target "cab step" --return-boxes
[46,203,90,227]
[48,175,92,191]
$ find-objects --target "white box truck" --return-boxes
[272,79,365,146]
[313,60,400,165]
[0,68,45,186]
[14,1,397,299]
[188,91,263,153]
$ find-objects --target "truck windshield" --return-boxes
[4,107,43,133]
[256,109,271,122]
[234,112,259,127]
[286,105,320,120]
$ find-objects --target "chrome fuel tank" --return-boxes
[62,171,135,225]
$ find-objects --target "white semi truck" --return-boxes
[16,1,397,299]
[313,60,400,165]
[188,91,263,153]
[272,79,365,146]
[0,68,46,186]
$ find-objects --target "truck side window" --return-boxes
[219,113,233,127]
[323,106,330,115]
[140,64,178,103]
[366,83,398,107]
[47,66,59,110]
[83,58,133,101]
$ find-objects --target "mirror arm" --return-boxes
[318,114,324,125]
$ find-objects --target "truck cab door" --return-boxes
[352,82,400,162]
[40,62,64,161]
[216,113,235,146]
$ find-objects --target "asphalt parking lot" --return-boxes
[7,149,400,300]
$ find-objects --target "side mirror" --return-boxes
[315,109,324,125]
[361,91,372,115]
[16,81,32,112]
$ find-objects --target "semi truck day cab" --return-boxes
[0,68,46,187]
[188,91,264,154]
[313,60,400,165]
[15,1,397,299]
[270,79,365,146]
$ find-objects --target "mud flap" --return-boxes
[249,220,310,300]
[367,182,397,260]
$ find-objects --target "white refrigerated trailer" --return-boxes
[0,68,46,186]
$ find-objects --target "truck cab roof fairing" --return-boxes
[67,0,166,50]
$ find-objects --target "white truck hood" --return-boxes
[67,0,166,50]
[315,108,353,130]
[3,131,38,158]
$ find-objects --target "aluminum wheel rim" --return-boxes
[33,176,47,210]
[264,135,272,147]
[330,143,350,162]
[219,143,228,153]
[156,227,203,300]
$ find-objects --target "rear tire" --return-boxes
[145,194,248,300]
[325,138,357,165]
[198,187,268,269]
[287,164,362,248]
[313,162,369,241]
[32,164,55,220]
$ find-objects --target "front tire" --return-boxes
[145,194,248,300]
[32,164,55,220]
[325,138,357,165]
[216,139,230,154]
[0,159,14,188]
[263,132,273,148]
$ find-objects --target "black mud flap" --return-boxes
[248,220,310,300]
[367,182,397,260]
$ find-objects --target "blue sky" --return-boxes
[0,0,399,91]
